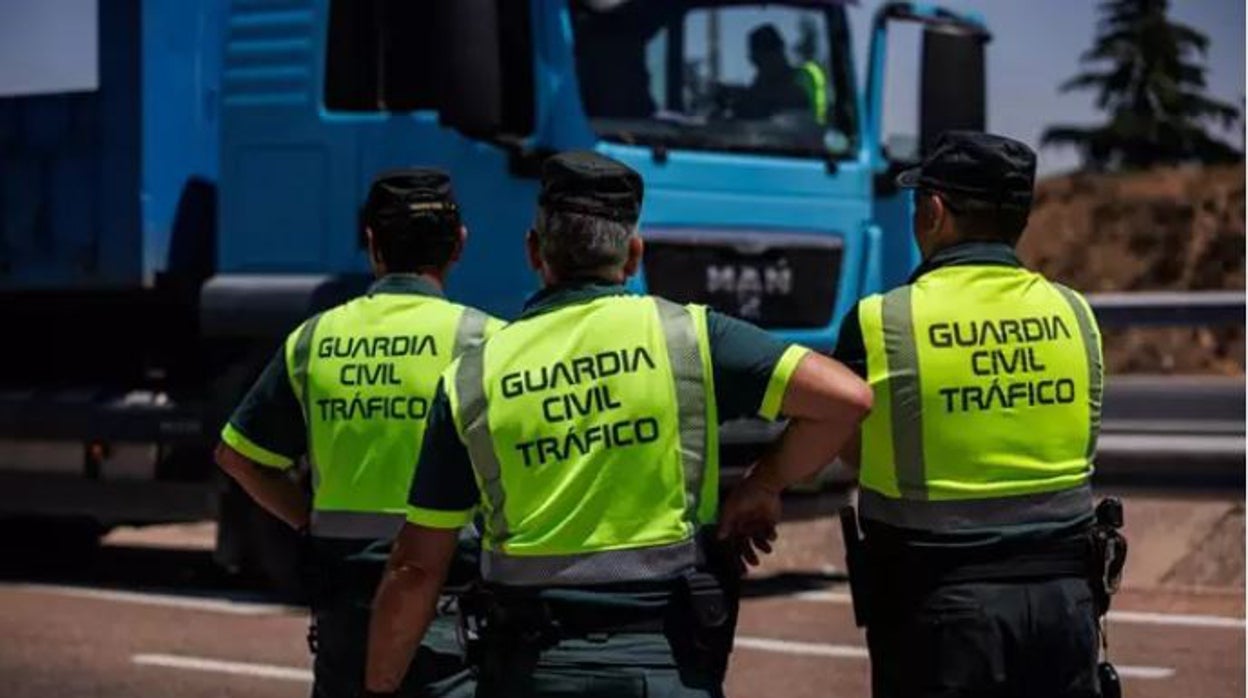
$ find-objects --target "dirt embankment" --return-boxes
[1018,165,1245,374]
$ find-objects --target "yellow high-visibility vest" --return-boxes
[856,264,1102,531]
[445,295,718,585]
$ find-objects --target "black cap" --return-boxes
[539,151,644,225]
[364,168,459,235]
[897,131,1037,209]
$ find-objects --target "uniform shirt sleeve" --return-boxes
[708,310,811,421]
[219,348,306,469]
[407,380,480,529]
[831,303,867,380]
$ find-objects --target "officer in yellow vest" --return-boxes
[362,151,872,698]
[215,169,502,698]
[795,60,828,125]
[832,132,1107,697]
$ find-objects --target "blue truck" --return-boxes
[0,0,986,589]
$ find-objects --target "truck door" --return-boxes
[864,3,990,289]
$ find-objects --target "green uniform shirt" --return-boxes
[408,281,809,525]
[834,242,1094,551]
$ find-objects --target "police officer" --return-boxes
[737,24,815,120]
[216,169,501,698]
[362,151,872,698]
[832,132,1106,697]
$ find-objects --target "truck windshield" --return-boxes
[572,1,857,159]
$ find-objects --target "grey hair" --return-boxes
[533,207,636,278]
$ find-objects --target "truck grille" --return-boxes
[642,230,841,329]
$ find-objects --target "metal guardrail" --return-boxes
[1087,291,1245,326]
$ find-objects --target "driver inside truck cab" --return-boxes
[737,23,826,123]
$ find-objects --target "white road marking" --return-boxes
[1117,666,1177,680]
[734,636,1175,680]
[6,583,303,616]
[1107,610,1244,629]
[792,589,854,604]
[790,589,1244,629]
[132,654,312,682]
[736,636,868,658]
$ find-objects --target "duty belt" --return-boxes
[867,534,1094,587]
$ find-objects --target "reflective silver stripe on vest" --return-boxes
[655,298,708,526]
[859,484,1094,532]
[453,307,489,358]
[455,346,510,542]
[481,538,699,586]
[1054,285,1104,461]
[310,510,405,540]
[290,313,324,490]
[881,286,927,499]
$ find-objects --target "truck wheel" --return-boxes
[245,494,307,603]
[209,348,309,602]
[215,478,307,603]
[0,516,104,575]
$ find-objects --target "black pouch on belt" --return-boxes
[1089,498,1128,615]
[675,530,741,682]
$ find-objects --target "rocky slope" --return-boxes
[1018,164,1245,374]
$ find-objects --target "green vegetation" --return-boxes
[1043,0,1241,169]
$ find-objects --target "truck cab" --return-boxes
[0,0,987,592]
[209,0,989,353]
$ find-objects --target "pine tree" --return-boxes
[1043,0,1240,169]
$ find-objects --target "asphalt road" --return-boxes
[0,541,1241,698]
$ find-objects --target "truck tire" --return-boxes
[215,477,308,603]
[0,516,104,575]
[209,349,309,603]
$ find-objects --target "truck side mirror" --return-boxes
[435,0,505,139]
[919,24,988,155]
[434,0,534,142]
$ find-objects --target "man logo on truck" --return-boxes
[706,258,794,319]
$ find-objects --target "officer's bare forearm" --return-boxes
[754,354,872,491]
[839,430,862,476]
[214,443,310,530]
[365,523,459,693]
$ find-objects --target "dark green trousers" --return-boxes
[312,592,473,698]
[866,577,1100,698]
[475,633,723,698]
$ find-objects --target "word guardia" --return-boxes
[317,334,438,359]
[928,316,1072,348]
[500,347,657,399]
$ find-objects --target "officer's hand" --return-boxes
[717,471,782,571]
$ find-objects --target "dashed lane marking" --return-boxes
[6,583,303,616]
[132,654,312,682]
[790,590,1244,629]
[734,637,1176,680]
[1107,609,1244,629]
[133,646,1174,684]
[735,636,868,658]
[13,582,1241,631]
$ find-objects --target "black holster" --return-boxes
[845,502,1125,629]
[685,528,742,682]
[1089,498,1128,616]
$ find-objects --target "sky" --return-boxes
[849,0,1247,175]
[0,0,96,97]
